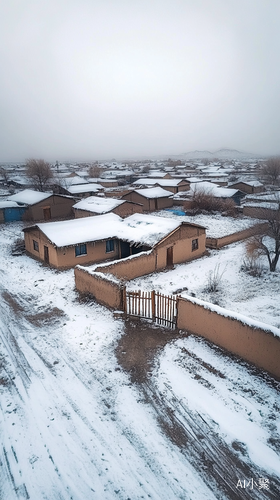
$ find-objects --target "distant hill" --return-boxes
[173,148,262,161]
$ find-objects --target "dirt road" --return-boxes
[116,319,280,500]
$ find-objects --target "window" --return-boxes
[33,240,39,252]
[75,243,87,257]
[106,239,115,253]
[192,238,198,251]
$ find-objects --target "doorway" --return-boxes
[166,246,173,267]
[43,207,51,220]
[44,245,49,264]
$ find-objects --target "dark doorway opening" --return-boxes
[166,246,173,267]
[43,207,51,220]
[44,245,49,264]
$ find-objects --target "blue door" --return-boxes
[4,207,27,222]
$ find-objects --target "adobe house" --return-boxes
[228,180,264,195]
[122,187,173,211]
[132,178,190,194]
[23,213,206,269]
[188,182,246,206]
[8,189,75,221]
[73,196,143,218]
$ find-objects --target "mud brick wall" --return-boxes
[206,223,267,249]
[95,251,156,280]
[74,267,123,309]
[177,296,280,379]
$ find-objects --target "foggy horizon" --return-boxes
[1,0,280,162]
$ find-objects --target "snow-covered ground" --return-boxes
[156,209,260,238]
[0,222,280,500]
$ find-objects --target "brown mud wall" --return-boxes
[74,267,123,309]
[95,252,157,280]
[177,297,280,379]
[206,223,267,249]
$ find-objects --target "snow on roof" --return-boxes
[73,196,125,214]
[8,189,52,205]
[242,201,279,210]
[0,201,24,209]
[67,183,102,194]
[134,187,173,198]
[229,180,263,187]
[189,182,240,198]
[27,213,181,248]
[148,171,167,178]
[133,178,187,187]
[185,177,203,183]
[245,192,280,202]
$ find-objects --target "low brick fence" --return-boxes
[177,295,280,379]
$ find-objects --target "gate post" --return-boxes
[175,294,181,329]
[151,290,155,321]
[121,285,127,313]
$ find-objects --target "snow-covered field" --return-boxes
[0,222,280,500]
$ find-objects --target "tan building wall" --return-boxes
[113,202,143,217]
[122,191,173,211]
[74,267,123,309]
[230,182,264,194]
[24,228,119,268]
[177,297,280,379]
[74,201,143,219]
[156,225,206,268]
[23,195,74,222]
[159,182,190,194]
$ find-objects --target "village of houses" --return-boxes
[1,152,280,499]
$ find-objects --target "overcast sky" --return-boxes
[1,0,280,162]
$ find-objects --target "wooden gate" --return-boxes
[124,289,177,329]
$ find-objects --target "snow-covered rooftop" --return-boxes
[0,201,24,209]
[60,176,89,187]
[134,187,173,198]
[67,183,102,194]
[73,196,125,214]
[8,189,52,205]
[26,213,182,248]
[229,180,263,187]
[189,182,240,198]
[133,178,188,187]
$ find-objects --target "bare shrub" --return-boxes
[240,256,263,277]
[11,238,25,256]
[189,189,236,216]
[221,198,237,217]
[205,264,226,293]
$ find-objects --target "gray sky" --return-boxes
[1,0,280,161]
